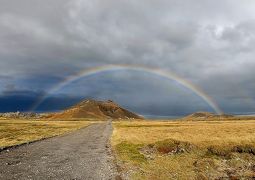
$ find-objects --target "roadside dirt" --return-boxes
[0,121,119,180]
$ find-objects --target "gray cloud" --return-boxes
[0,0,255,114]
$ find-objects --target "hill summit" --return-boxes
[51,99,143,119]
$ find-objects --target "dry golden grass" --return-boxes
[112,120,255,148]
[0,119,93,148]
[112,119,255,179]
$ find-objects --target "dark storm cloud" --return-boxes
[0,91,82,113]
[0,90,42,112]
[0,0,255,114]
[0,89,83,112]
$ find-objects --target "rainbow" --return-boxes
[30,64,223,114]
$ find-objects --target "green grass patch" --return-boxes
[115,141,147,164]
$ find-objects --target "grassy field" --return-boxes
[112,120,255,179]
[0,119,93,148]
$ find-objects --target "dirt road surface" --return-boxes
[0,121,119,180]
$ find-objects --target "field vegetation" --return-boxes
[0,119,93,148]
[112,119,255,179]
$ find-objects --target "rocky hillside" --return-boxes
[51,99,143,120]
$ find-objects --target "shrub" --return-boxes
[232,145,255,155]
[154,139,194,154]
[207,145,232,157]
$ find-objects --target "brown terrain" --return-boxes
[50,99,144,120]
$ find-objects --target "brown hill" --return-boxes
[185,112,234,120]
[51,99,144,120]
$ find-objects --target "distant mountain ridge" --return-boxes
[0,112,43,119]
[50,99,144,119]
[185,112,234,120]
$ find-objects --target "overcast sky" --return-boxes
[0,0,255,116]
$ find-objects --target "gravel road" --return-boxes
[0,121,119,180]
